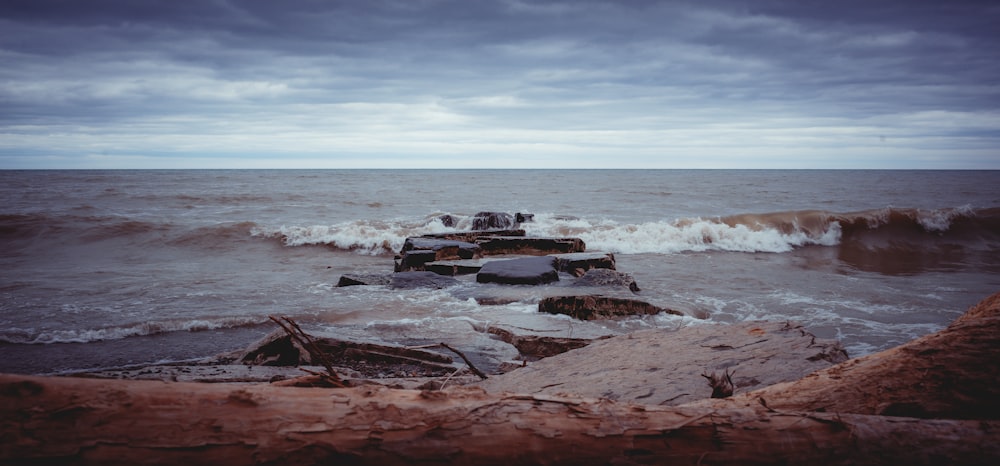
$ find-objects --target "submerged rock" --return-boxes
[538,295,681,319]
[337,273,393,287]
[551,252,617,276]
[476,256,559,285]
[571,268,640,293]
[438,214,457,227]
[390,271,460,289]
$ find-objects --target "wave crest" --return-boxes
[1,316,267,345]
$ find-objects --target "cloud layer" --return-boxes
[2,0,998,168]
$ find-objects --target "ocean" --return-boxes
[1,169,998,375]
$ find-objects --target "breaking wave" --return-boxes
[250,206,997,256]
[0,316,268,345]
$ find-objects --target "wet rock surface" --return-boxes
[472,211,517,230]
[477,321,850,405]
[476,256,560,285]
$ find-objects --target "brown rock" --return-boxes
[538,295,682,320]
[698,290,1000,420]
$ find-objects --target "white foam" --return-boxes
[251,216,457,255]
[917,205,974,232]
[1,316,266,344]
[523,213,841,254]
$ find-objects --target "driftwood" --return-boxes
[1,374,997,465]
[1,292,999,465]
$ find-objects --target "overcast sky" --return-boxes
[1,0,998,169]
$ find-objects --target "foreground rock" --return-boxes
[538,294,683,319]
[694,291,1000,420]
[477,321,848,405]
[3,293,999,464]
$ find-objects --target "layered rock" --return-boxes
[476,236,586,256]
[421,229,525,242]
[395,237,481,272]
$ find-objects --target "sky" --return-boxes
[1,0,999,169]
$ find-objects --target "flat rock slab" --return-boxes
[476,236,586,256]
[476,256,559,285]
[476,321,849,406]
[550,252,616,276]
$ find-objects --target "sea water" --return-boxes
[1,169,997,374]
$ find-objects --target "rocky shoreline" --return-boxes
[4,211,998,463]
[4,292,998,464]
[69,211,848,401]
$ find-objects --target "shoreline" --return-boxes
[3,291,998,464]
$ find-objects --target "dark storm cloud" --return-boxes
[1,0,998,168]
